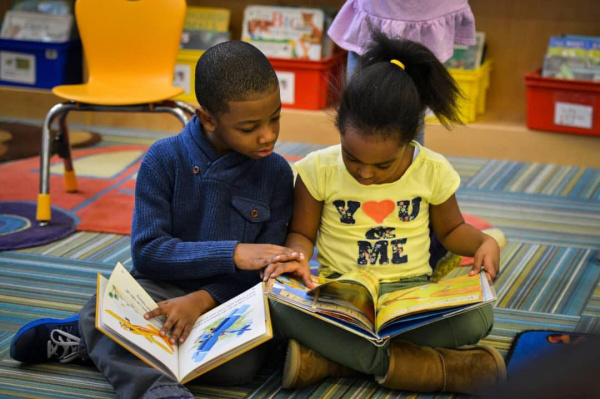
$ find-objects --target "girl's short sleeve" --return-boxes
[294,150,326,201]
[430,157,461,205]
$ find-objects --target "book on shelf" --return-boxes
[241,5,335,60]
[444,31,486,70]
[266,269,496,345]
[180,7,231,51]
[541,35,600,82]
[96,263,272,384]
[0,10,74,42]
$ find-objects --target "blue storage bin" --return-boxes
[0,39,82,89]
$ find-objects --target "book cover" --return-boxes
[0,10,74,42]
[266,270,496,345]
[180,6,231,51]
[96,263,272,383]
[542,35,600,82]
[444,32,486,70]
[241,5,334,60]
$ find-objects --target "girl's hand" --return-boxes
[144,290,217,344]
[469,236,500,282]
[233,243,302,271]
[261,253,316,289]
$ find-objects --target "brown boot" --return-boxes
[378,341,506,395]
[281,339,357,389]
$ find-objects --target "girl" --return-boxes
[263,31,505,395]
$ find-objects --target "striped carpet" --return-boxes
[1,133,599,398]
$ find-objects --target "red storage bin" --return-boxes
[525,69,600,137]
[269,52,346,110]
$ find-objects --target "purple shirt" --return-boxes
[328,0,476,62]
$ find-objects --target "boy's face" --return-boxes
[199,89,282,160]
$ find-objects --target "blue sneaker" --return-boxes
[10,314,81,364]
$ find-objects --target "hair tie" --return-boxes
[390,59,405,70]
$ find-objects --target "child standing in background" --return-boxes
[263,31,505,395]
[328,0,477,145]
[10,41,299,399]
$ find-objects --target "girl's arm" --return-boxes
[430,194,500,281]
[262,176,323,288]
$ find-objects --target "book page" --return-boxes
[178,282,271,381]
[375,274,484,331]
[99,263,179,376]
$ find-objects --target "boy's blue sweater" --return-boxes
[130,116,294,303]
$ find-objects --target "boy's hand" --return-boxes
[234,243,301,271]
[262,254,315,289]
[469,236,500,282]
[144,290,217,344]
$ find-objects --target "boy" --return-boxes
[10,41,296,398]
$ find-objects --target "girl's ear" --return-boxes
[196,106,218,132]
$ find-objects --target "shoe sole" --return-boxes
[11,314,79,343]
[281,339,301,389]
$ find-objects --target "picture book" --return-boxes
[96,263,272,384]
[542,35,600,82]
[266,269,496,345]
[444,32,486,70]
[241,5,334,60]
[180,6,231,51]
[0,10,74,42]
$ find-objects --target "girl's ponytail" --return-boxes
[337,30,463,143]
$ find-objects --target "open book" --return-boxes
[96,263,272,384]
[266,269,496,345]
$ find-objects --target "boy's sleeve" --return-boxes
[131,144,237,281]
[430,157,461,205]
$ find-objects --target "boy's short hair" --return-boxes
[195,41,279,115]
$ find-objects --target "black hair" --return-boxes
[336,30,463,144]
[195,41,279,115]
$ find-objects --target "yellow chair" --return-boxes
[37,0,195,225]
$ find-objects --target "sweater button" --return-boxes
[250,209,259,218]
[192,166,200,174]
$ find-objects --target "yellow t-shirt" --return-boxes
[295,142,460,282]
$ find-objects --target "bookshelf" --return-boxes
[0,0,599,136]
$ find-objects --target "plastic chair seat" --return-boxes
[53,82,184,106]
[36,0,193,225]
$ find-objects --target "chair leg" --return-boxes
[56,112,78,193]
[37,103,76,225]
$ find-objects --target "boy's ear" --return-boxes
[196,106,218,132]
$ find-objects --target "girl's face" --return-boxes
[197,89,282,160]
[340,126,410,185]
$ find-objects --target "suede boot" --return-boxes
[281,339,357,389]
[378,341,506,395]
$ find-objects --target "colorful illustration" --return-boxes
[192,304,252,362]
[105,309,174,354]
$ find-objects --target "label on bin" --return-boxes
[0,51,35,84]
[276,71,295,105]
[554,102,593,129]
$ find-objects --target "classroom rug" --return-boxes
[0,121,101,163]
[1,136,599,397]
[0,144,147,236]
[0,201,76,251]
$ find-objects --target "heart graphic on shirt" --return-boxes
[362,200,395,224]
